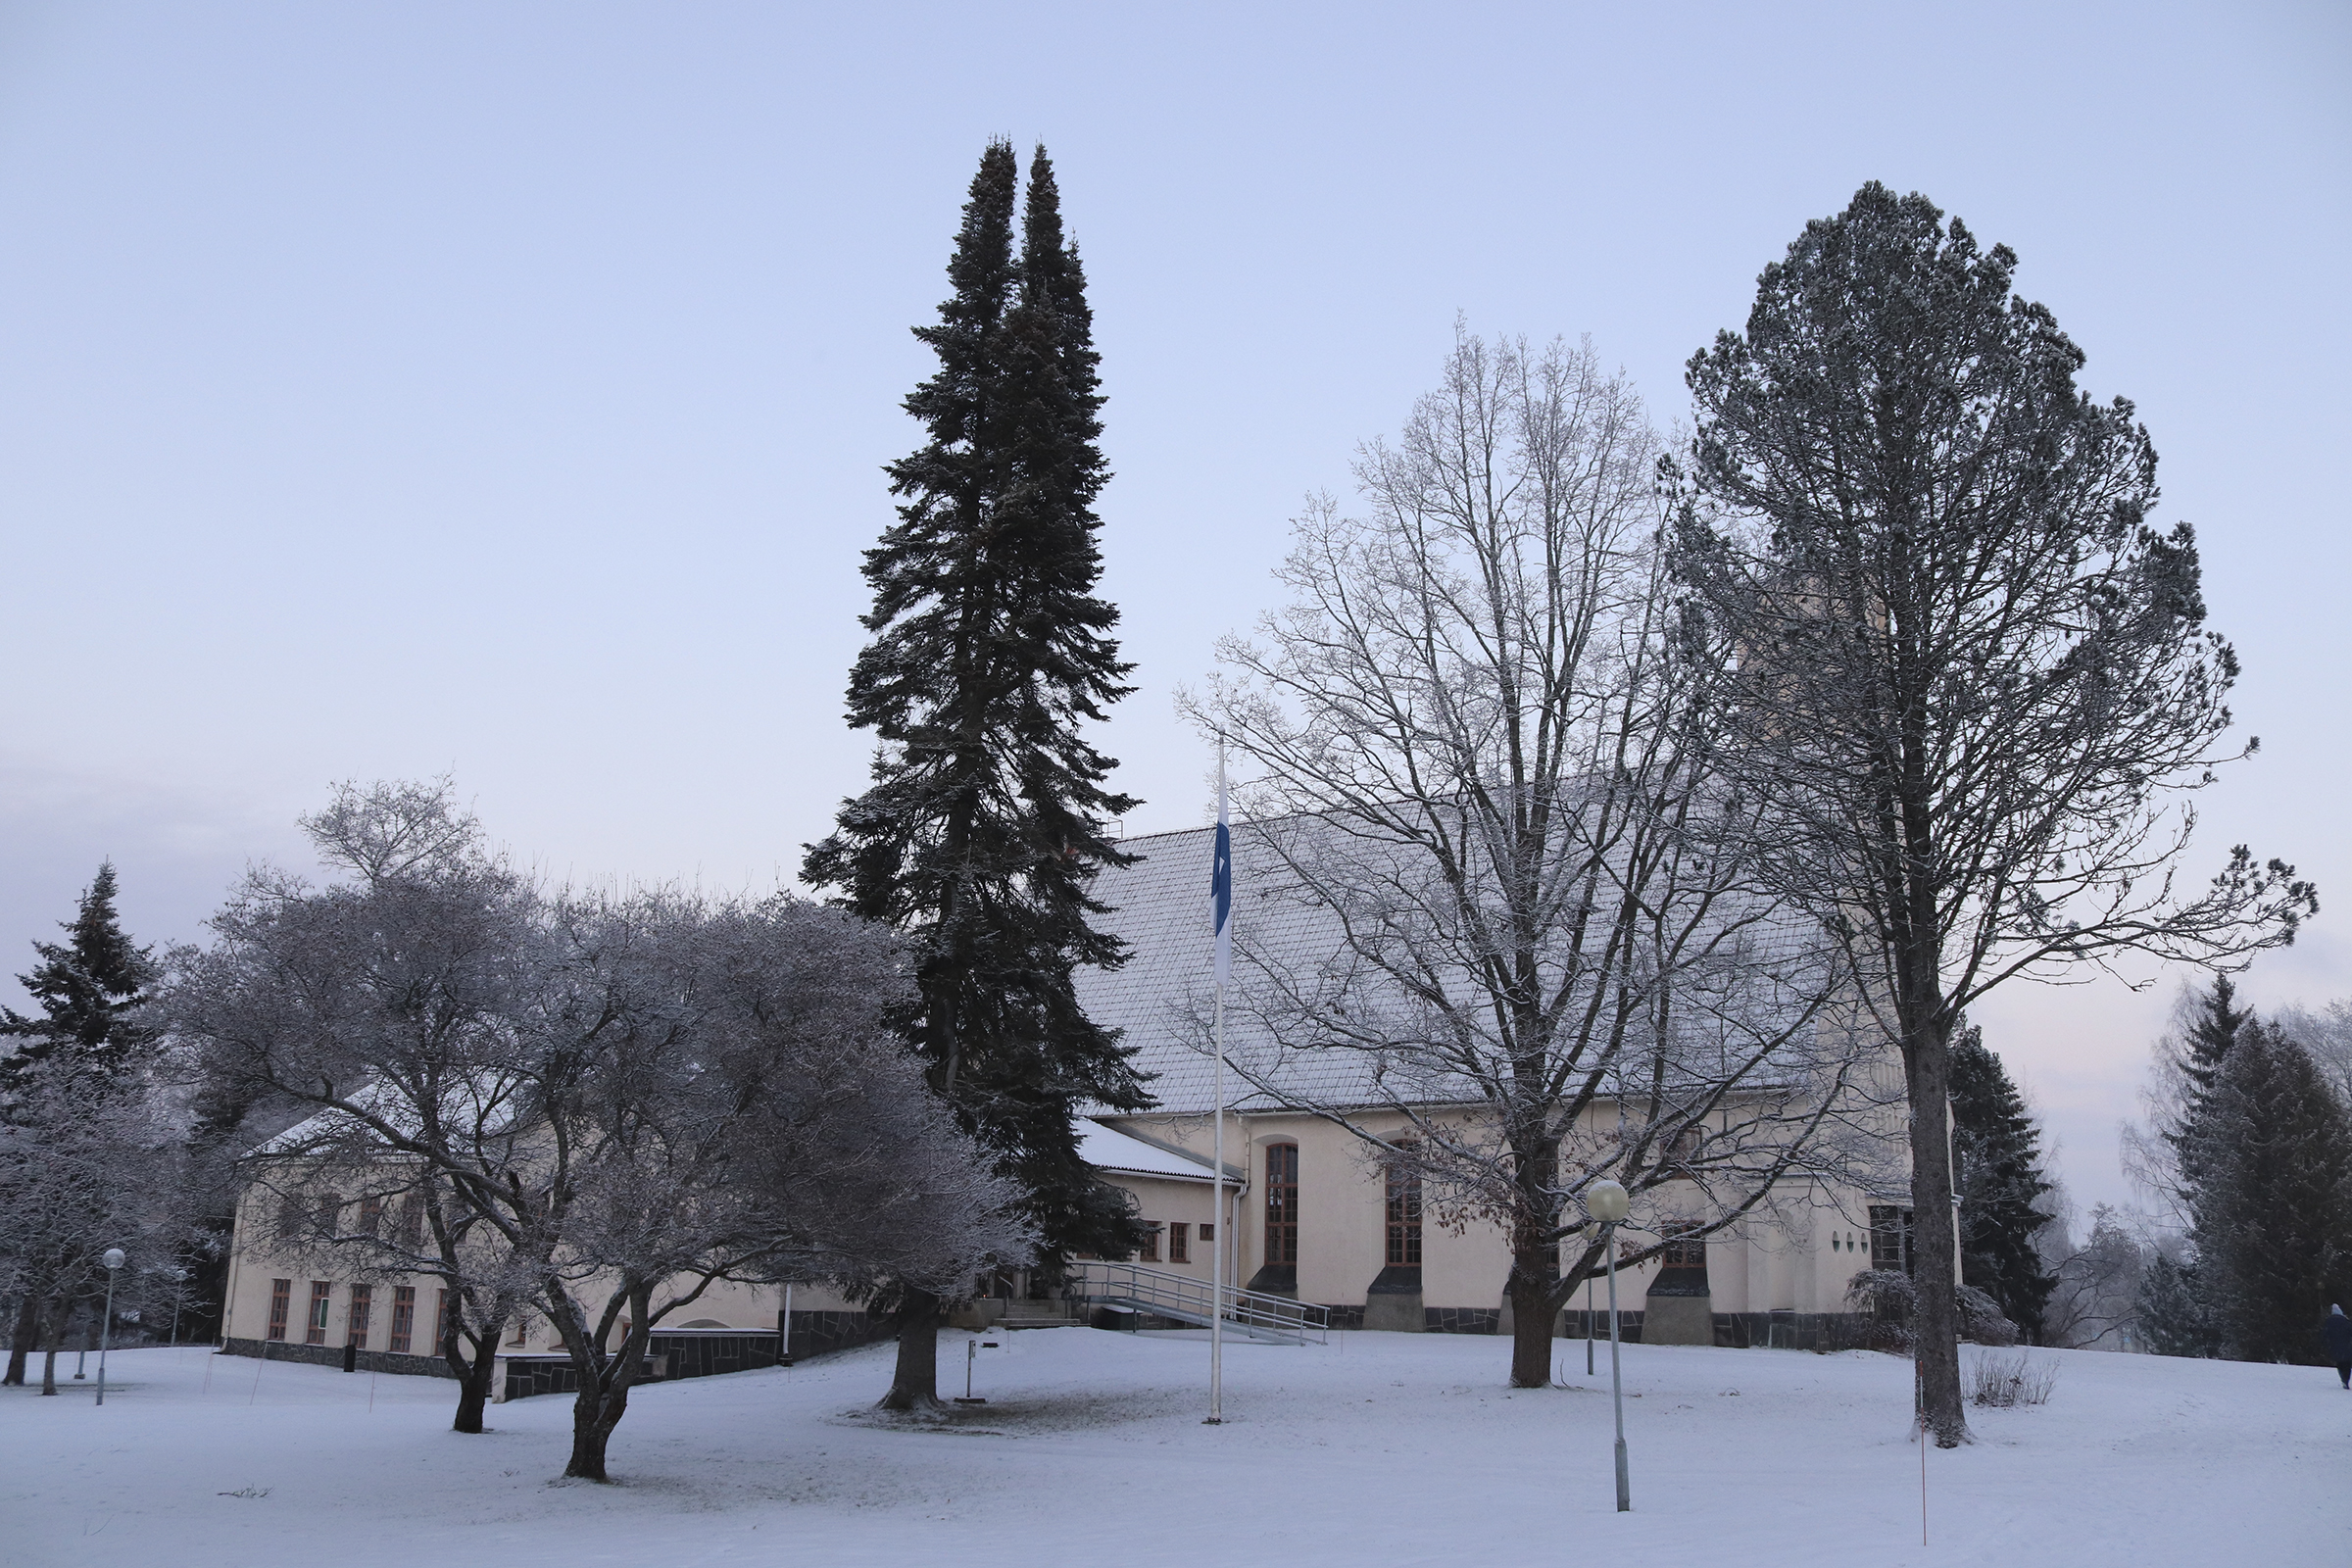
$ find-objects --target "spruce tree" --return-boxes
[2184,1024,2352,1363]
[2167,973,2252,1195]
[0,862,158,1102]
[1,863,160,1387]
[1950,1023,2057,1340]
[805,141,1146,1407]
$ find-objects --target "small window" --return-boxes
[318,1193,342,1237]
[1168,1222,1190,1264]
[267,1278,291,1342]
[357,1196,383,1238]
[1200,1223,1214,1243]
[1264,1145,1299,1266]
[389,1286,416,1354]
[1385,1143,1422,1268]
[306,1281,332,1345]
[508,1314,531,1348]
[1868,1205,1914,1274]
[1662,1226,1706,1268]
[397,1195,424,1250]
[435,1288,453,1352]
[347,1283,372,1348]
[276,1195,305,1241]
[1138,1223,1161,1264]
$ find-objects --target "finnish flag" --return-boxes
[1210,763,1232,988]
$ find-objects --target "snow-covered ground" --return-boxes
[3,1329,2341,1567]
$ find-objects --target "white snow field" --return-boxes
[3,1329,2342,1568]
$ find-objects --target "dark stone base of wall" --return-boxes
[220,1338,456,1378]
[785,1308,893,1363]
[1424,1306,1504,1336]
[1562,1309,1646,1343]
[1711,1311,1870,1351]
[654,1330,779,1380]
[1320,1304,1367,1332]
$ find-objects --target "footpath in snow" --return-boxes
[2,1329,2342,1568]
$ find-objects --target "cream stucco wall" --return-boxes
[1101,1108,1904,1325]
[219,1180,863,1359]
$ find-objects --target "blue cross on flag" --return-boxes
[1210,763,1232,987]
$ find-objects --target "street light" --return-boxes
[1585,1179,1632,1513]
[96,1248,124,1406]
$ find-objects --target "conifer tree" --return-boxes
[0,862,158,1101]
[2168,973,2253,1194]
[805,141,1146,1407]
[1950,1023,2057,1340]
[1,863,164,1387]
[2184,1024,2352,1362]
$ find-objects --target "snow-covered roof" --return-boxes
[1075,815,1832,1118]
[1075,1118,1225,1185]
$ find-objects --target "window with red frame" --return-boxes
[306,1281,332,1345]
[1168,1222,1190,1264]
[1386,1145,1423,1267]
[1264,1145,1299,1266]
[388,1286,416,1353]
[267,1278,291,1342]
[346,1283,372,1348]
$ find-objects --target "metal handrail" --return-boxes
[1062,1260,1329,1346]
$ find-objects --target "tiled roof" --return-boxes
[1077,814,1833,1118]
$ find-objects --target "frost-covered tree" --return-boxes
[2040,1202,2149,1350]
[805,141,1146,1408]
[527,889,1029,1480]
[171,781,1026,1476]
[1192,330,1877,1390]
[0,863,195,1389]
[0,1059,200,1393]
[169,782,550,1431]
[1672,182,2315,1443]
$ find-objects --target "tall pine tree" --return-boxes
[805,141,1147,1408]
[1950,1022,2057,1341]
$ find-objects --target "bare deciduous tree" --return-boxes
[1189,330,1881,1389]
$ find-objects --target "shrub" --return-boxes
[1842,1269,2021,1353]
[1968,1349,2057,1407]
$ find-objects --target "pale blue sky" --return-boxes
[3,0,2345,1212]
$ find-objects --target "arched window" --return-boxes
[1385,1144,1422,1267]
[1264,1144,1299,1266]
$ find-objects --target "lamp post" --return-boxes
[1585,1179,1631,1513]
[96,1249,125,1406]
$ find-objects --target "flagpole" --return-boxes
[1209,982,1225,1424]
[1208,747,1230,1426]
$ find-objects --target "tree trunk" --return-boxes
[444,1330,500,1434]
[1903,1023,1970,1446]
[1506,1263,1556,1389]
[877,1289,942,1410]
[38,1298,66,1396]
[3,1291,36,1385]
[564,1377,631,1481]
